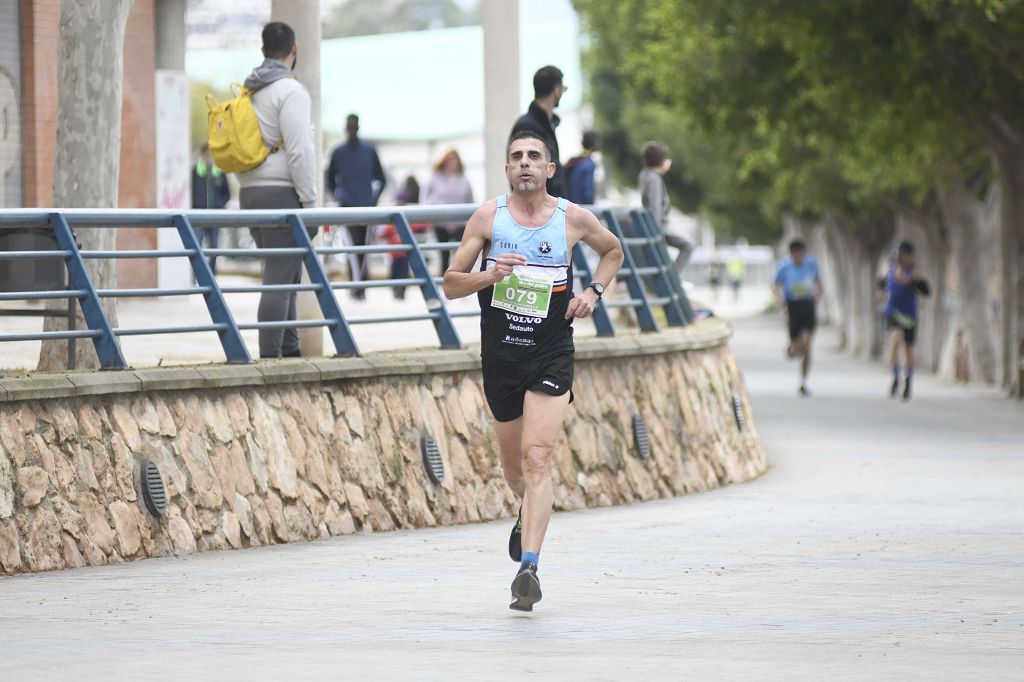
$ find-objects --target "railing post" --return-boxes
[393,213,463,349]
[287,214,360,356]
[174,215,252,364]
[637,209,696,323]
[631,210,687,326]
[571,242,615,336]
[48,213,127,369]
[602,210,658,333]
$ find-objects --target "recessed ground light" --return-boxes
[141,459,167,517]
[631,415,652,459]
[731,392,746,432]
[421,435,445,484]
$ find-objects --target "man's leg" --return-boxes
[800,330,814,394]
[254,228,304,358]
[493,417,525,498]
[903,329,916,400]
[346,225,369,298]
[207,227,220,274]
[889,327,903,396]
[519,389,571,555]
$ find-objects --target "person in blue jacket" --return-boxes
[565,130,599,205]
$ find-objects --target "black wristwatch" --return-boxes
[586,282,605,298]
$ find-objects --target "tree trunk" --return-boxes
[936,171,999,384]
[994,150,1024,395]
[823,219,852,350]
[38,0,134,371]
[895,206,949,373]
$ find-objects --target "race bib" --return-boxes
[491,270,554,318]
[790,280,814,299]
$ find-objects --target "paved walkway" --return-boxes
[1,317,1021,680]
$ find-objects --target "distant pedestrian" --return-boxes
[510,66,567,198]
[639,141,694,271]
[773,239,822,396]
[379,176,429,300]
[326,114,386,300]
[237,22,318,359]
[423,149,473,274]
[191,143,230,274]
[565,129,600,205]
[880,241,929,401]
[727,256,746,303]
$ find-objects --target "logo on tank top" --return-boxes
[539,241,552,254]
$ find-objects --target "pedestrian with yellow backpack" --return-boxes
[207,22,318,359]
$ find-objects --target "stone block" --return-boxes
[0,519,22,571]
[365,354,428,378]
[25,507,63,572]
[309,357,378,381]
[108,501,143,558]
[196,364,266,389]
[257,360,321,386]
[0,375,76,401]
[17,467,49,507]
[168,516,197,555]
[67,372,143,397]
[133,368,206,392]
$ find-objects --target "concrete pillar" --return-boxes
[155,0,186,70]
[482,0,520,199]
[154,0,192,290]
[272,0,324,356]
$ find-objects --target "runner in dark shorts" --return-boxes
[880,241,929,401]
[442,131,623,612]
[773,239,823,397]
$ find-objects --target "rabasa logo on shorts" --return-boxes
[505,313,542,324]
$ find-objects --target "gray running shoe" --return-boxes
[509,562,542,612]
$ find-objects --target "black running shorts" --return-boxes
[481,351,575,423]
[786,299,817,341]
[886,314,918,345]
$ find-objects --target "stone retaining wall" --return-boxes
[0,319,766,575]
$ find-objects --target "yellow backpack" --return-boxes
[206,84,282,173]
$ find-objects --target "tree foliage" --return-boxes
[573,0,1024,241]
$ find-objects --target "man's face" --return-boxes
[506,139,553,194]
[897,251,914,269]
[346,120,359,139]
[553,83,566,108]
[791,248,806,265]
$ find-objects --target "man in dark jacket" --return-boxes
[510,66,567,198]
[326,114,386,300]
[191,143,231,273]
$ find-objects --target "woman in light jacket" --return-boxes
[423,149,474,273]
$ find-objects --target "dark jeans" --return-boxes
[194,227,220,273]
[435,224,465,274]
[240,186,317,358]
[345,225,369,283]
[390,255,409,299]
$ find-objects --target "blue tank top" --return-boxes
[884,267,918,318]
[478,195,575,361]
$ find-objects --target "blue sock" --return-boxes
[892,366,900,380]
[521,551,539,569]
[906,368,913,379]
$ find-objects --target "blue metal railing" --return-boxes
[0,204,693,370]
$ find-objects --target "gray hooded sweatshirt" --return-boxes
[237,59,318,208]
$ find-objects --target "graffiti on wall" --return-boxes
[0,69,19,208]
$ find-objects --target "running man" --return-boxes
[773,239,822,396]
[881,241,929,401]
[443,131,624,611]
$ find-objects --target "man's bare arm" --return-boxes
[565,206,624,319]
[442,204,526,299]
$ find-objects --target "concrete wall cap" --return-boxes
[0,320,731,402]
